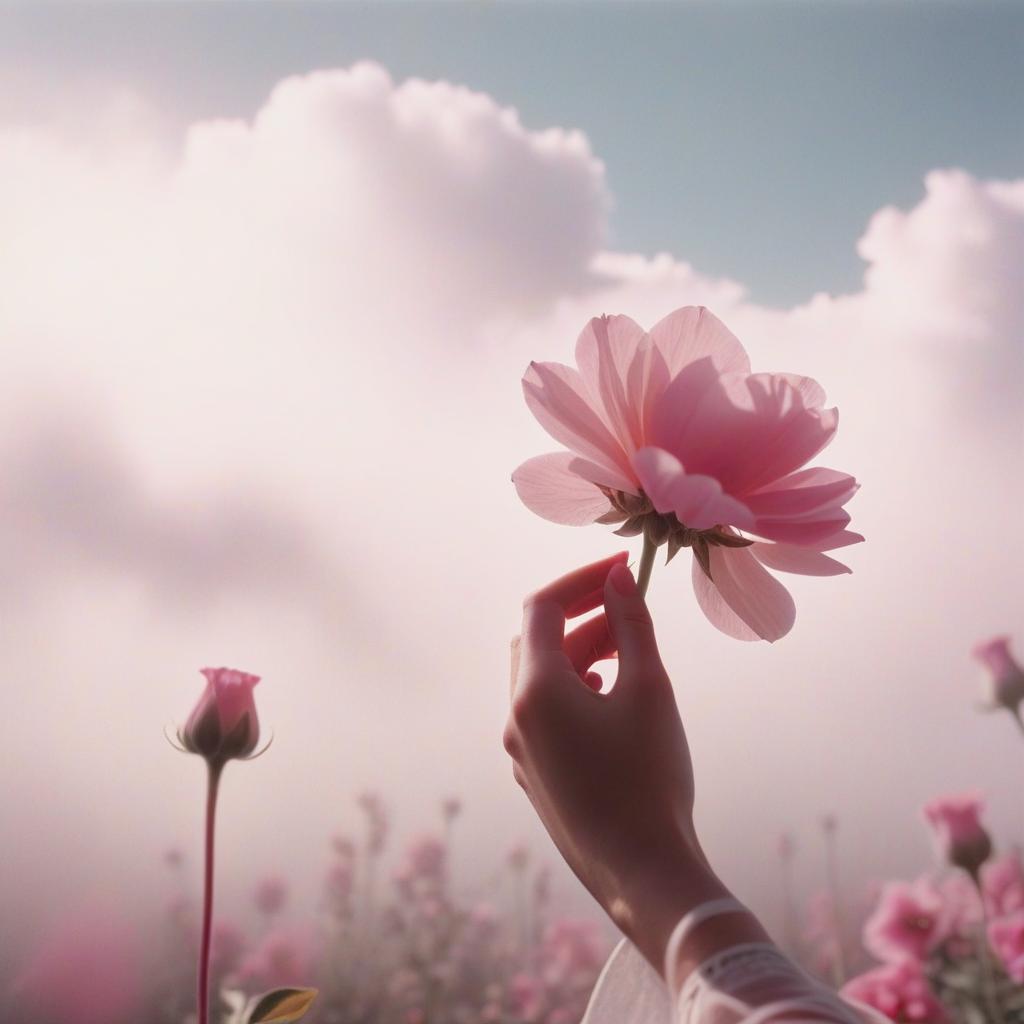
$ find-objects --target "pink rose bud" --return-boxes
[181,667,261,765]
[974,636,1024,714]
[923,792,993,877]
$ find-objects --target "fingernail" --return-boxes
[608,562,638,597]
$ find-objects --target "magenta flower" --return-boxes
[974,636,1024,716]
[988,911,1024,983]
[863,880,949,962]
[923,792,992,877]
[983,851,1024,917]
[254,875,289,917]
[513,307,861,640]
[181,666,261,765]
[842,960,950,1022]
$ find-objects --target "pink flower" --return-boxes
[923,792,992,876]
[933,873,982,941]
[181,666,261,764]
[541,918,605,982]
[988,911,1024,982]
[237,926,316,990]
[254,875,288,916]
[983,851,1024,917]
[12,908,144,1024]
[974,636,1024,713]
[863,880,949,962]
[509,972,545,1020]
[357,790,389,855]
[841,960,950,1022]
[513,307,861,641]
[399,834,448,886]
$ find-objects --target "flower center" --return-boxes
[596,488,753,580]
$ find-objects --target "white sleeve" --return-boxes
[580,907,887,1024]
[673,942,884,1023]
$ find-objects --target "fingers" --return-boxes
[518,551,628,681]
[603,562,665,689]
[563,612,615,677]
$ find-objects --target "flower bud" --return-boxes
[923,792,993,878]
[974,636,1024,714]
[181,667,260,766]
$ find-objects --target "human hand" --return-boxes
[504,553,736,969]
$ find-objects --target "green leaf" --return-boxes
[246,987,318,1024]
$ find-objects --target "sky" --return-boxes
[1,0,1023,966]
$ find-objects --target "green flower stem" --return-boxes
[636,532,658,598]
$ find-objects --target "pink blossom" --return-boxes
[983,850,1024,917]
[863,880,949,962]
[182,666,261,763]
[922,792,992,875]
[509,971,545,1020]
[357,790,389,855]
[842,960,950,1022]
[237,926,316,990]
[513,306,862,641]
[988,911,1024,982]
[973,636,1024,713]
[12,908,144,1024]
[254,875,288,916]
[933,873,982,942]
[541,918,605,983]
[401,834,448,884]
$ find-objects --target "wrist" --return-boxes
[607,826,731,973]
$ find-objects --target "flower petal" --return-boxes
[744,467,859,521]
[651,369,839,496]
[648,306,751,379]
[807,529,865,552]
[691,545,796,642]
[574,314,648,454]
[522,361,635,488]
[512,453,614,525]
[750,542,852,576]
[633,446,753,531]
[751,510,852,545]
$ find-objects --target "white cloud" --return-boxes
[0,63,1021,934]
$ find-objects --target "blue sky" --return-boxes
[2,1,1022,304]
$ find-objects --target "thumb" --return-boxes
[604,562,665,688]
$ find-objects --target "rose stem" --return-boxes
[973,874,1007,1024]
[197,761,223,1024]
[636,532,658,598]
